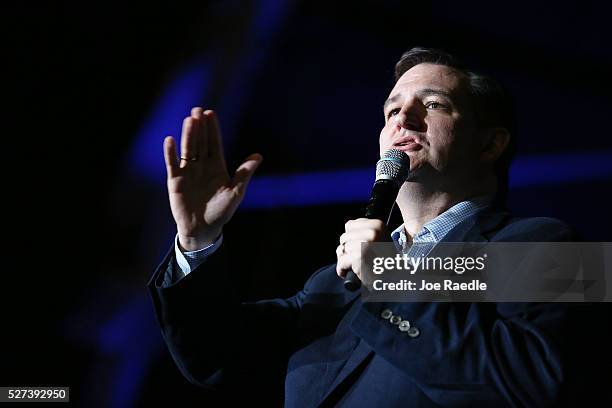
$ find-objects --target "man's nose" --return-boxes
[395,99,426,132]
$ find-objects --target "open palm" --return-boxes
[164,108,262,251]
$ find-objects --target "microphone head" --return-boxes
[375,149,410,186]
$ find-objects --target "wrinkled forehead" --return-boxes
[390,63,470,101]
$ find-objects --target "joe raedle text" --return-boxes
[372,279,487,292]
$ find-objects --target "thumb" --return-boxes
[231,153,263,194]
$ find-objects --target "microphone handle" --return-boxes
[343,180,399,291]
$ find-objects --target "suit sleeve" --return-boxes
[147,243,308,391]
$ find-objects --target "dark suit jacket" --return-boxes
[148,207,603,407]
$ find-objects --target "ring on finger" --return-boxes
[180,156,199,162]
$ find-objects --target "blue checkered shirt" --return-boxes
[391,195,492,258]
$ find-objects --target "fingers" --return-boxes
[205,110,225,161]
[340,219,386,246]
[182,108,227,172]
[339,230,378,246]
[335,238,367,276]
[343,218,385,233]
[336,243,351,278]
[336,218,388,279]
[180,115,199,168]
[175,107,258,190]
[163,136,179,179]
[231,153,263,195]
[191,107,208,159]
[336,244,361,279]
[191,106,203,119]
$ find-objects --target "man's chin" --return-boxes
[404,163,439,183]
[405,164,426,180]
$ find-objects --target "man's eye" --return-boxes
[387,108,400,119]
[425,102,444,109]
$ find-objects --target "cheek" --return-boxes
[431,123,476,168]
[426,125,456,166]
[379,123,395,154]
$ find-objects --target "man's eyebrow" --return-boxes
[383,95,401,111]
[383,88,454,111]
[417,88,454,100]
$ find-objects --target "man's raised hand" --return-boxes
[164,107,262,251]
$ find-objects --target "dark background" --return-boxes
[4,0,612,406]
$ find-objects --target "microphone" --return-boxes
[343,149,410,291]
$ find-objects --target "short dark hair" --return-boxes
[394,47,516,208]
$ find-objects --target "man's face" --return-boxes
[380,63,481,180]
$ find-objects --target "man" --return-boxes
[148,48,589,406]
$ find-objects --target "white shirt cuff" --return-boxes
[174,233,224,277]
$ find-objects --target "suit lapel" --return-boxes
[318,336,373,406]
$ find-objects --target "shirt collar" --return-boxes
[391,195,493,250]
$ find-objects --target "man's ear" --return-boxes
[480,127,510,163]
